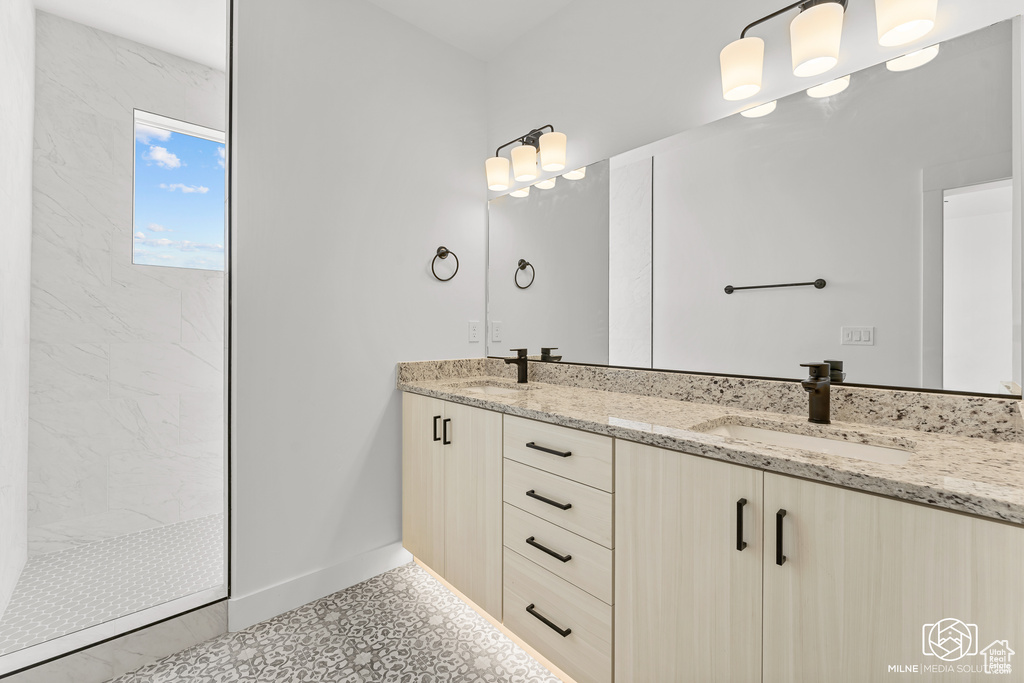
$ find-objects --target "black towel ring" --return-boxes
[515,259,535,289]
[431,246,459,282]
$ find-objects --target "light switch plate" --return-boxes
[842,326,875,346]
[468,321,481,342]
[491,321,502,343]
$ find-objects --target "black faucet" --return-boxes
[541,347,562,362]
[505,349,529,384]
[800,362,831,424]
[824,359,846,383]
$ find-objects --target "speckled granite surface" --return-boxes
[396,360,1024,525]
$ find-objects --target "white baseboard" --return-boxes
[227,542,412,631]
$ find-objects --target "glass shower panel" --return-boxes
[0,4,227,667]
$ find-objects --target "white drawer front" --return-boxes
[503,503,613,604]
[504,549,613,683]
[503,459,614,549]
[504,415,614,492]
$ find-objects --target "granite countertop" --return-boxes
[398,375,1024,525]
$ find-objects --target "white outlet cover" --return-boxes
[491,321,503,342]
[468,321,481,342]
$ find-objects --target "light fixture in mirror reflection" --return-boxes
[887,44,940,72]
[806,74,850,98]
[562,167,586,180]
[487,21,1021,397]
[741,100,778,118]
[719,0,938,101]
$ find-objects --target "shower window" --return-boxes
[133,110,226,271]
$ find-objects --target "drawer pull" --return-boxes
[526,603,572,638]
[776,509,787,566]
[526,489,572,510]
[432,415,442,442]
[736,498,748,551]
[526,536,572,563]
[442,418,452,445]
[525,441,572,458]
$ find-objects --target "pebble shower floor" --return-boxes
[0,514,224,655]
[111,562,561,683]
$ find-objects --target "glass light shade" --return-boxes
[807,74,850,98]
[485,156,510,191]
[511,145,538,182]
[720,37,764,101]
[539,132,567,172]
[510,186,530,198]
[740,101,777,118]
[535,177,557,190]
[790,2,845,78]
[562,167,587,180]
[875,0,937,47]
[886,44,939,71]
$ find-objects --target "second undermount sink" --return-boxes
[463,385,527,396]
[703,423,912,466]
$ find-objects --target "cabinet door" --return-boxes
[615,441,764,682]
[763,472,1024,683]
[402,392,446,573]
[444,401,503,619]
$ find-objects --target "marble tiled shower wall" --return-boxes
[27,12,226,553]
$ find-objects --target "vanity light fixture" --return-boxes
[562,167,586,180]
[720,0,848,100]
[535,177,557,190]
[485,125,568,190]
[886,44,939,71]
[806,74,850,98]
[510,186,530,198]
[875,0,937,47]
[741,100,778,118]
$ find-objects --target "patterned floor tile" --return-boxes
[113,563,561,683]
[0,514,224,655]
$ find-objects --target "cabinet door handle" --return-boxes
[736,498,748,551]
[525,489,572,510]
[432,416,442,442]
[776,509,787,566]
[525,442,572,458]
[442,418,452,445]
[526,536,572,563]
[526,603,572,638]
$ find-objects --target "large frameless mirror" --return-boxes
[487,20,1020,397]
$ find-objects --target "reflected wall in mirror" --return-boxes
[0,1,227,667]
[487,20,1021,396]
[487,160,610,364]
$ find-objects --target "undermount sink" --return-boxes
[463,384,527,396]
[704,423,911,466]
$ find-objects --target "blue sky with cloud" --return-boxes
[133,123,226,271]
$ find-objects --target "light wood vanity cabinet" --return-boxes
[616,440,1024,683]
[615,440,764,682]
[403,393,1024,683]
[401,393,502,619]
[762,472,1024,683]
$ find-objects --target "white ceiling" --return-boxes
[363,0,575,60]
[33,0,227,71]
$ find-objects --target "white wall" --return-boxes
[487,161,610,364]
[0,0,35,618]
[28,12,225,551]
[650,24,1010,387]
[487,0,1024,178]
[230,0,487,628]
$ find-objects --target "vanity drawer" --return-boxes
[504,459,613,548]
[504,416,614,492]
[503,503,613,604]
[504,548,613,683]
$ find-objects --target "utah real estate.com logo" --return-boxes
[887,618,1015,675]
